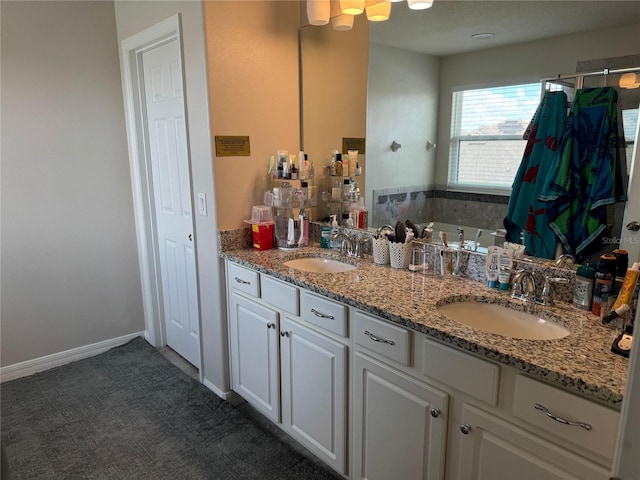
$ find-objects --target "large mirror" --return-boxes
[300,1,640,261]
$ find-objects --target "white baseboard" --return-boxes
[0,332,146,383]
[202,378,241,404]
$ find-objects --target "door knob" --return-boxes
[626,221,640,232]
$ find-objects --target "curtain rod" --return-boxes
[541,66,640,83]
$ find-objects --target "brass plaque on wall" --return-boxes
[342,137,366,154]
[215,136,251,156]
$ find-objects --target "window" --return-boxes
[448,83,541,192]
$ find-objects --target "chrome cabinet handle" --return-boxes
[266,322,275,329]
[234,277,250,285]
[311,308,334,320]
[534,403,592,431]
[364,330,395,346]
[460,424,471,434]
[280,331,289,337]
[430,408,440,418]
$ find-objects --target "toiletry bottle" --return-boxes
[298,151,304,179]
[592,253,617,316]
[573,263,596,310]
[320,223,331,249]
[485,246,500,288]
[343,152,350,177]
[498,248,513,290]
[613,249,629,296]
[329,215,340,249]
[335,153,343,176]
[298,208,310,247]
[303,154,309,179]
[609,261,640,312]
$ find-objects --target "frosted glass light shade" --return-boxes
[332,14,355,31]
[366,0,391,21]
[408,0,434,10]
[619,72,640,89]
[340,0,365,15]
[307,0,330,25]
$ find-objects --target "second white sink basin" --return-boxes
[437,301,569,340]
[284,256,357,274]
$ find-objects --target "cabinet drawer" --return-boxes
[513,375,620,461]
[353,311,410,366]
[416,336,499,406]
[262,275,299,316]
[227,262,260,297]
[300,291,348,337]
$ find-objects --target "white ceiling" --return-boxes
[369,0,640,57]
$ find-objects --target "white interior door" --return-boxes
[142,40,200,368]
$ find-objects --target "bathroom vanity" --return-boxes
[222,246,627,480]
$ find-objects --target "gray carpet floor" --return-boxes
[0,337,342,480]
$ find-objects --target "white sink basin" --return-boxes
[437,301,569,340]
[284,257,357,274]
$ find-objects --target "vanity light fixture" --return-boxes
[310,0,437,31]
[619,72,640,89]
[332,13,355,30]
[340,0,365,15]
[307,0,331,25]
[408,0,434,10]
[366,0,391,21]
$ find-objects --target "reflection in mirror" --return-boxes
[300,1,640,262]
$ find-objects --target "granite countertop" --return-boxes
[221,245,628,408]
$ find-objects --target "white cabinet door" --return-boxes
[280,318,348,475]
[352,351,448,480]
[228,292,280,423]
[457,404,610,480]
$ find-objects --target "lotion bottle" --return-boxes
[485,246,500,288]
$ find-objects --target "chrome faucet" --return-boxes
[512,270,537,302]
[330,231,354,256]
[512,270,569,306]
[540,276,570,306]
[554,254,575,268]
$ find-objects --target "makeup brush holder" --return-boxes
[372,236,390,265]
[389,241,412,269]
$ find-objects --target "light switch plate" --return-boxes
[198,193,207,216]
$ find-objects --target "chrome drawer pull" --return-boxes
[364,330,395,346]
[534,403,592,431]
[311,308,334,320]
[234,276,251,285]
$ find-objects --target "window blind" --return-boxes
[448,83,541,191]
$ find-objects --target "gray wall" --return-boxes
[366,43,439,220]
[1,1,144,366]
